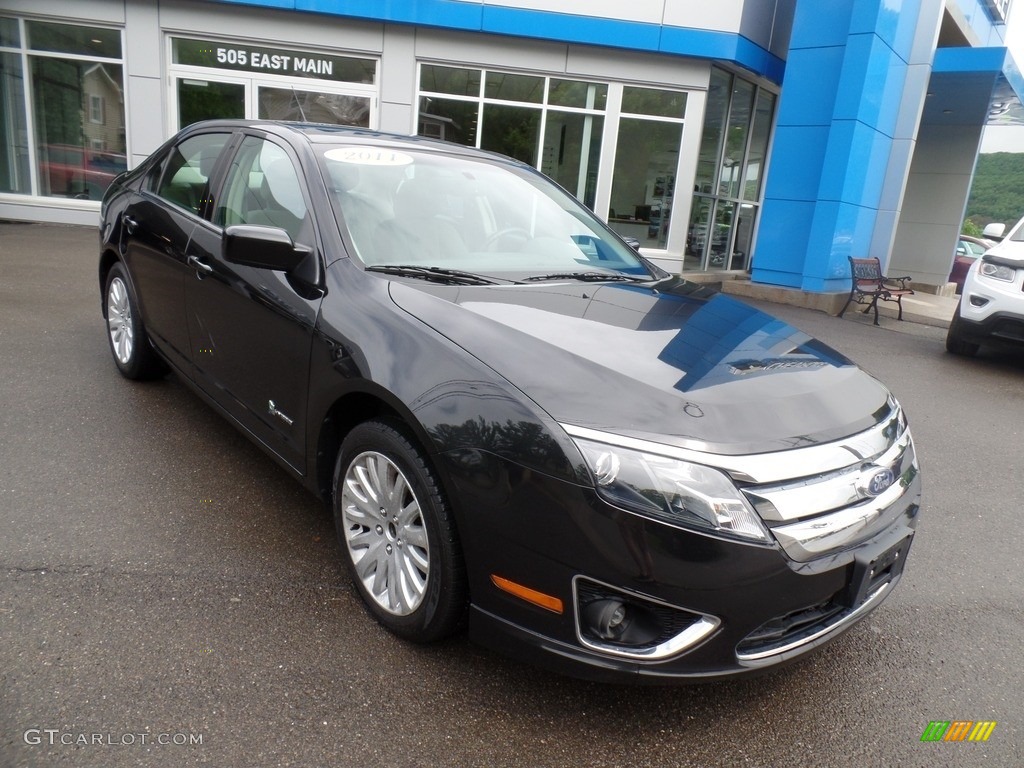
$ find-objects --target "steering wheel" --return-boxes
[484,227,531,251]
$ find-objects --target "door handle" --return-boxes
[188,255,214,275]
[123,215,138,234]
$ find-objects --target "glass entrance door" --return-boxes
[176,76,246,130]
[256,85,371,127]
[174,75,374,131]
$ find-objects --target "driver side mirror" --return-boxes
[223,225,310,272]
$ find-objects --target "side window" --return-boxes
[155,133,230,215]
[216,136,310,244]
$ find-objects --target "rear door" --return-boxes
[119,131,234,373]
[183,133,324,472]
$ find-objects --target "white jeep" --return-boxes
[947,217,1024,356]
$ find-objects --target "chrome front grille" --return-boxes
[741,409,919,562]
[561,402,919,562]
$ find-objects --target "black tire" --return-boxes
[103,262,166,379]
[332,419,467,642]
[945,301,980,357]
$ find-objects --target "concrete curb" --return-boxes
[720,279,957,329]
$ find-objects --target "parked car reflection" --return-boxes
[39,144,127,199]
[948,234,994,294]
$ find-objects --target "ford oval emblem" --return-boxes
[859,467,896,497]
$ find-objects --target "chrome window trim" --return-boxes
[561,405,904,485]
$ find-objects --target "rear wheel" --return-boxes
[103,262,166,379]
[945,301,980,357]
[333,419,466,642]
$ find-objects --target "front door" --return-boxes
[184,134,323,472]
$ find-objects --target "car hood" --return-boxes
[388,278,892,455]
[983,237,1024,265]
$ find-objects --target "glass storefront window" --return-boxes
[2,17,126,201]
[173,37,375,84]
[169,37,378,131]
[744,90,775,201]
[177,78,245,129]
[416,67,699,249]
[549,79,607,110]
[258,86,370,126]
[420,64,480,97]
[541,110,603,208]
[27,20,121,58]
[0,50,29,194]
[480,103,541,164]
[417,66,607,210]
[686,197,712,269]
[31,57,126,200]
[694,69,730,196]
[0,16,19,47]
[484,71,543,103]
[687,67,777,271]
[622,85,687,119]
[418,96,478,145]
[609,118,683,249]
[720,80,753,199]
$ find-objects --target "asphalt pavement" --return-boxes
[1,222,1022,767]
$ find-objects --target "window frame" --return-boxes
[0,14,128,202]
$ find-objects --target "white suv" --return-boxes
[946,217,1024,356]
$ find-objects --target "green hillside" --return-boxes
[965,152,1024,229]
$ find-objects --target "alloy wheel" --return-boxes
[340,450,431,616]
[107,276,134,365]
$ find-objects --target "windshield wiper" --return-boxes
[524,271,651,283]
[366,265,505,286]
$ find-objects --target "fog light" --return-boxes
[969,295,989,308]
[583,599,629,639]
[575,577,721,660]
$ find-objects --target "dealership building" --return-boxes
[2,0,1021,296]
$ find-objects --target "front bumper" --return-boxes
[954,309,1024,348]
[958,262,1024,347]
[446,438,921,682]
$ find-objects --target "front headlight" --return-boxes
[979,261,1017,282]
[573,437,771,543]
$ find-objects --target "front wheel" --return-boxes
[945,301,980,357]
[103,262,166,379]
[332,419,467,642]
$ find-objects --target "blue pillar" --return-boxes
[752,0,925,292]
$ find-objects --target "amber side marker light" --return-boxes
[491,575,564,614]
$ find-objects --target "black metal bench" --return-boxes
[838,257,914,326]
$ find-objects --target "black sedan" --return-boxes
[99,120,921,682]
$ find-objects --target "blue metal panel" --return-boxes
[788,0,854,49]
[849,0,919,57]
[750,199,817,287]
[933,45,1007,74]
[776,46,845,127]
[481,6,661,51]
[762,126,830,201]
[832,33,906,137]
[802,200,878,291]
[297,0,483,29]
[818,121,891,208]
[204,0,786,82]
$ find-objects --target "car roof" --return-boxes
[180,118,519,165]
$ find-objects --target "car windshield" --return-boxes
[316,144,653,281]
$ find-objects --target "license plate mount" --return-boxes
[843,532,912,608]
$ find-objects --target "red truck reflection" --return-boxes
[39,144,127,200]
